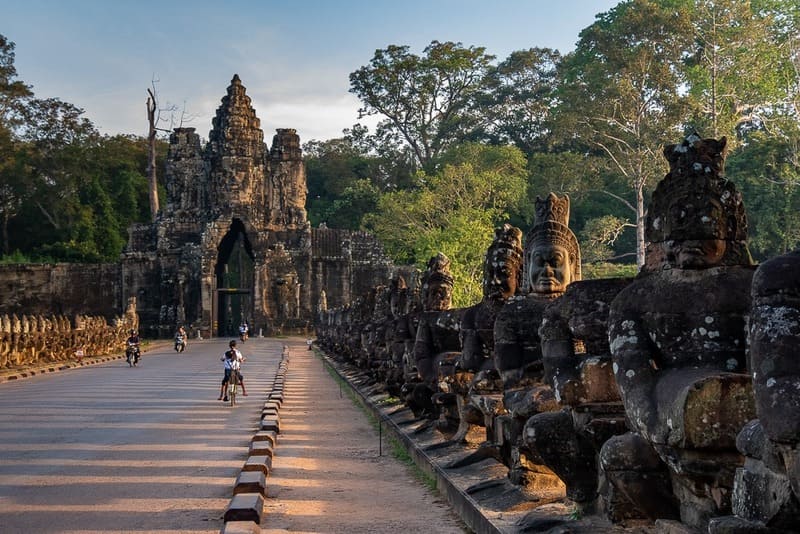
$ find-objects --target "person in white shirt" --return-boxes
[218,339,247,400]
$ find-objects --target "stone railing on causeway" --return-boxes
[0,312,136,373]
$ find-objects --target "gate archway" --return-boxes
[214,219,255,337]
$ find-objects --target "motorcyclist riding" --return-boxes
[126,329,141,366]
[175,325,187,353]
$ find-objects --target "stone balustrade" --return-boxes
[0,312,137,370]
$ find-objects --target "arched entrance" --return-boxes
[214,219,255,337]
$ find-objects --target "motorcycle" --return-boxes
[175,333,186,353]
[125,342,140,367]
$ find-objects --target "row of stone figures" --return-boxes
[316,133,800,533]
[0,298,140,369]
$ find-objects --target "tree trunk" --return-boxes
[636,182,646,268]
[1,212,8,256]
[146,88,160,221]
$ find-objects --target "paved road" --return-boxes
[0,337,285,534]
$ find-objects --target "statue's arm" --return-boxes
[608,307,658,432]
[540,312,580,404]
[493,309,524,385]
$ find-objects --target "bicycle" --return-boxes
[228,368,239,406]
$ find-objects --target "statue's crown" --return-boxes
[534,192,570,227]
[424,252,454,288]
[490,224,524,260]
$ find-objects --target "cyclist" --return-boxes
[218,339,247,401]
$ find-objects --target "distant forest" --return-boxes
[3,1,800,305]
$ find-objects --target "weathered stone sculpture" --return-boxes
[709,248,800,532]
[406,253,461,418]
[524,276,632,513]
[385,275,418,397]
[495,194,580,388]
[440,224,525,438]
[490,193,581,488]
[602,133,756,528]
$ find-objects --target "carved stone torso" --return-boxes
[609,265,756,445]
[459,300,504,372]
[539,277,633,406]
[413,309,463,384]
[493,294,555,389]
[749,250,800,443]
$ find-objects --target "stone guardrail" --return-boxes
[0,312,137,371]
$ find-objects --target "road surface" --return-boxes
[0,336,283,533]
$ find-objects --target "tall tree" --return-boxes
[557,0,694,267]
[146,87,160,220]
[479,47,562,154]
[0,35,33,255]
[684,0,798,141]
[730,128,800,258]
[349,40,494,173]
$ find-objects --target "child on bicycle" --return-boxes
[218,339,247,401]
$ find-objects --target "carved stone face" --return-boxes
[528,244,573,295]
[484,253,520,302]
[425,282,452,311]
[665,238,727,269]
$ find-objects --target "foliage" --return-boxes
[0,33,165,262]
[683,0,799,142]
[365,143,527,306]
[581,261,639,280]
[579,215,637,263]
[479,47,562,154]
[729,126,800,260]
[7,0,800,271]
[557,0,695,267]
[303,129,407,229]
[350,40,495,173]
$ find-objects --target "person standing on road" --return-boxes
[218,339,247,400]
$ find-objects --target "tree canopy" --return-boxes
[0,33,165,262]
[5,0,800,286]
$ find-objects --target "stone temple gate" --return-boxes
[117,75,396,337]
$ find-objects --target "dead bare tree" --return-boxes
[146,80,192,221]
[146,87,160,220]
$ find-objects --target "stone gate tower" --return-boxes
[121,75,393,338]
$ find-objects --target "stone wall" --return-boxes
[0,263,121,320]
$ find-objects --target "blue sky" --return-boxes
[4,0,620,142]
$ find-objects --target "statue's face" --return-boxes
[665,238,726,269]
[484,253,519,302]
[425,283,452,311]
[528,244,572,295]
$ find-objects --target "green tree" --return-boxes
[319,178,380,230]
[730,127,800,259]
[684,0,799,141]
[479,47,562,154]
[0,34,34,255]
[350,40,495,173]
[557,0,695,267]
[365,143,527,306]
